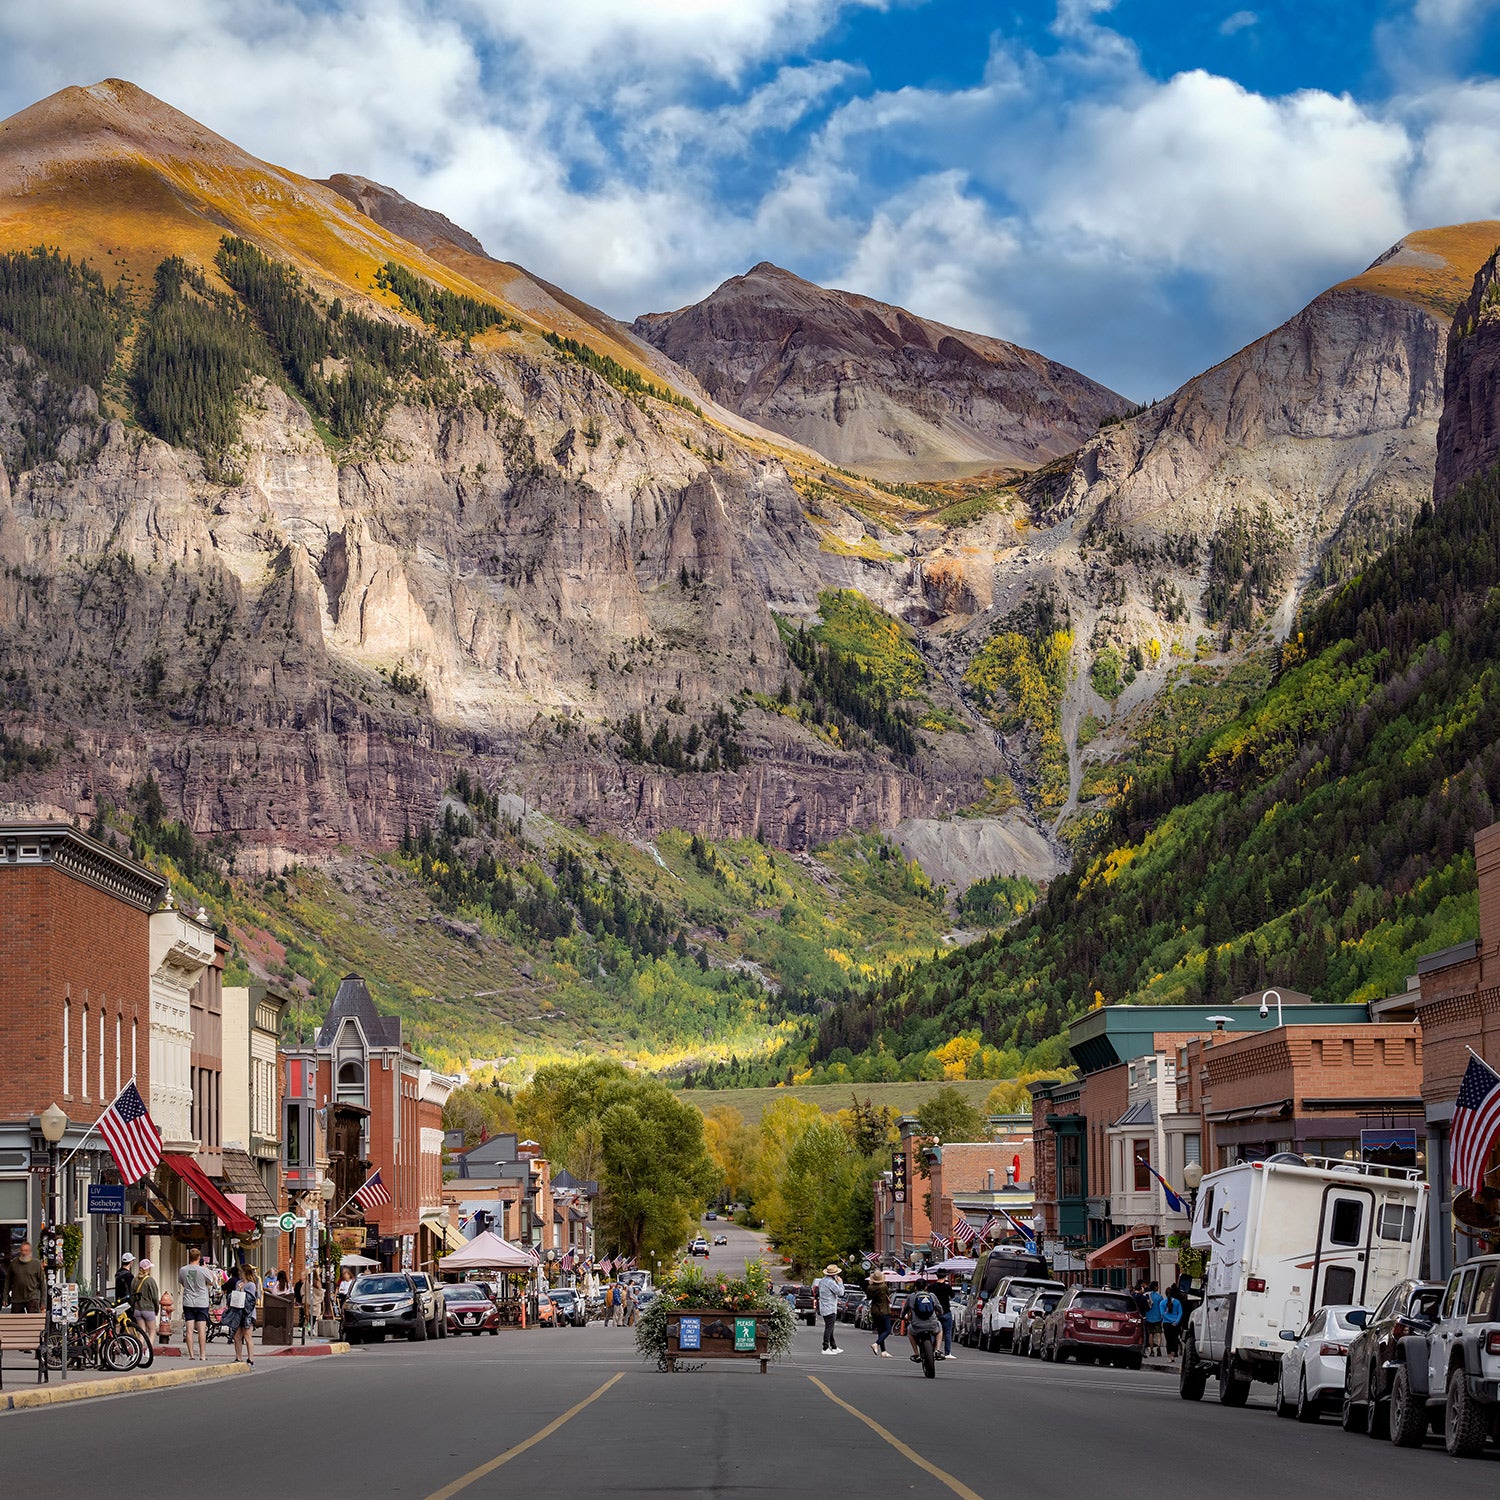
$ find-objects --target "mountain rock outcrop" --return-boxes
[1436,242,1500,503]
[633,262,1130,480]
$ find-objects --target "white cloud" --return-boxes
[1219,10,1258,36]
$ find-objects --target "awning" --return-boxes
[421,1212,466,1253]
[217,1147,278,1218]
[1085,1224,1154,1271]
[437,1229,534,1272]
[162,1153,257,1236]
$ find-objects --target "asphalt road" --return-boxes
[3,1237,1489,1499]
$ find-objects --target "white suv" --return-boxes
[982,1277,1066,1351]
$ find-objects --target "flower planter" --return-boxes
[666,1307,775,1373]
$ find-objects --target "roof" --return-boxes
[1067,998,1364,1076]
[551,1170,597,1195]
[1112,1097,1155,1129]
[317,974,402,1048]
[0,821,168,911]
[218,1147,278,1218]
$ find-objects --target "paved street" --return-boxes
[2,1245,1482,1500]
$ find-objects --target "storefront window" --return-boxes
[1060,1134,1082,1199]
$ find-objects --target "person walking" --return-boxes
[222,1265,258,1366]
[816,1264,843,1354]
[1161,1285,1184,1358]
[601,1283,615,1327]
[867,1269,893,1358]
[114,1251,136,1306]
[178,1247,212,1360]
[1142,1280,1164,1356]
[132,1258,162,1342]
[4,1240,45,1312]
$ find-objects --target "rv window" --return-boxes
[1469,1264,1498,1324]
[1199,1186,1215,1226]
[1328,1197,1364,1247]
[1376,1201,1415,1243]
[1322,1265,1357,1306]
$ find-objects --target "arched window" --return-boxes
[131,1017,138,1081]
[115,1014,122,1095]
[99,1007,106,1100]
[336,1059,366,1106]
[81,1004,89,1099]
[63,998,70,1094]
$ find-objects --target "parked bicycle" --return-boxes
[43,1297,153,1373]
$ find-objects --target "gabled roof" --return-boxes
[551,1169,597,1195]
[317,974,402,1048]
[1112,1097,1156,1129]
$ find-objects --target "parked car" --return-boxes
[1275,1304,1370,1422]
[837,1289,868,1324]
[535,1291,557,1327]
[444,1283,500,1336]
[1340,1278,1444,1436]
[1388,1251,1500,1458]
[341,1272,429,1344]
[636,1287,660,1313]
[408,1272,446,1339]
[550,1287,586,1327]
[794,1284,818,1326]
[981,1276,1066,1351]
[1011,1287,1064,1358]
[961,1244,1051,1348]
[1037,1287,1143,1368]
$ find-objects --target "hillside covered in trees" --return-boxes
[813,463,1500,1069]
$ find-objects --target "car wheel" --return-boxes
[1445,1365,1488,1458]
[1296,1373,1321,1423]
[438,1317,447,1339]
[1125,1354,1142,1372]
[1365,1384,1389,1441]
[1274,1374,1295,1419]
[1341,1381,1363,1433]
[1218,1355,1251,1408]
[1388,1367,1427,1448]
[1180,1334,1207,1401]
[411,1315,427,1342]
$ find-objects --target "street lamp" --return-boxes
[39,1104,68,1380]
[1182,1162,1203,1218]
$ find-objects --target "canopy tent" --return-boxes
[438,1230,534,1272]
[929,1257,977,1274]
[1084,1225,1153,1271]
[338,1252,380,1268]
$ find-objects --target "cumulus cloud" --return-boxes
[0,0,1496,397]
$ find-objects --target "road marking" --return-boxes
[422,1372,624,1500]
[807,1375,985,1500]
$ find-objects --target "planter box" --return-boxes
[666,1307,774,1373]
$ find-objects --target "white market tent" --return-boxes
[437,1230,535,1273]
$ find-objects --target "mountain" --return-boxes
[632,262,1130,480]
[1435,243,1500,503]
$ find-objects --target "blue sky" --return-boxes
[3,1,1500,396]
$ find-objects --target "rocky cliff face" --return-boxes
[632,262,1130,480]
[1435,242,1500,503]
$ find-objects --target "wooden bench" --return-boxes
[0,1312,50,1388]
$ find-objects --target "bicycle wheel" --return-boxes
[103,1332,142,1371]
[128,1327,154,1368]
[42,1330,66,1370]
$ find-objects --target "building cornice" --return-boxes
[0,821,167,910]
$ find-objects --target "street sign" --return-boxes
[262,1215,283,1228]
[734,1317,757,1352]
[88,1184,126,1216]
[891,1151,908,1205]
[678,1316,701,1351]
[1131,1236,1155,1252]
[278,1213,306,1232]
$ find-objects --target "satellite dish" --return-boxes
[1453,1187,1500,1237]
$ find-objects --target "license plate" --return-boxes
[1098,1320,1119,1330]
[464,1315,478,1324]
[371,1319,386,1327]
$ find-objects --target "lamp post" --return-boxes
[1182,1162,1203,1218]
[39,1104,68,1380]
[318,1178,336,1320]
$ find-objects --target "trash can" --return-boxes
[260,1291,295,1346]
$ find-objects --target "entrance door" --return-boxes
[1313,1186,1374,1309]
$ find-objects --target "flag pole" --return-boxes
[1465,1045,1499,1076]
[330,1171,380,1224]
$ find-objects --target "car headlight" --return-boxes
[393,1299,414,1312]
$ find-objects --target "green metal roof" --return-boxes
[1067,1000,1372,1076]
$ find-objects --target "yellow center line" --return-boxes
[807,1374,985,1500]
[423,1371,625,1500]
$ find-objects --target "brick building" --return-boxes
[0,823,164,1290]
[1413,820,1500,1275]
[281,974,455,1272]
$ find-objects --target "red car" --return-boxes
[444,1283,500,1336]
[1037,1288,1143,1369]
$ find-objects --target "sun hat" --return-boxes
[825,1264,840,1275]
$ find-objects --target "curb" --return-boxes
[271,1342,350,1357]
[2,1360,251,1411]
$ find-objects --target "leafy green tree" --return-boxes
[917,1085,985,1143]
[768,1118,869,1274]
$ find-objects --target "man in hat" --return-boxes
[815,1264,844,1353]
[115,1251,137,1306]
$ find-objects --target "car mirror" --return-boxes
[1278,1329,1296,1341]
[1346,1309,1368,1328]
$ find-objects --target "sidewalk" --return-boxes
[2,1330,349,1412]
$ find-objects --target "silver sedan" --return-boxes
[1275,1304,1370,1422]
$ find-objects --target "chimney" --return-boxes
[1478,822,1500,979]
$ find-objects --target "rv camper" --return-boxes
[1179,1153,1428,1406]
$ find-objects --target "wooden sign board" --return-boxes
[666,1308,772,1373]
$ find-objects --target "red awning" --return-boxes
[162,1153,257,1236]
[1084,1224,1154,1271]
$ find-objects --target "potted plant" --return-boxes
[636,1262,794,1372]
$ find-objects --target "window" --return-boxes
[1060,1134,1082,1199]
[1199,1185,1216,1228]
[1441,1272,1463,1320]
[1377,1201,1415,1242]
[1132,1139,1153,1193]
[115,1014,121,1095]
[62,999,70,1094]
[1470,1264,1498,1324]
[1184,1134,1202,1167]
[1454,1270,1476,1320]
[1327,1198,1364,1247]
[1322,1265,1357,1306]
[99,1008,105,1100]
[81,1004,89,1099]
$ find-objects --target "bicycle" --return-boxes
[43,1300,147,1372]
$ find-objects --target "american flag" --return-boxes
[1452,1052,1500,1193]
[930,1233,951,1257]
[951,1216,977,1248]
[561,1249,574,1271]
[353,1170,391,1212]
[99,1081,161,1185]
[599,1257,613,1275]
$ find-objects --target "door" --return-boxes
[1312,1186,1374,1310]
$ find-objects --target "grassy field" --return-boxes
[674,1078,998,1126]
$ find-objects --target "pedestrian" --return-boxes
[1142,1280,1164,1355]
[4,1240,45,1313]
[114,1251,136,1305]
[1161,1286,1184,1358]
[816,1264,843,1353]
[178,1247,213,1361]
[602,1282,615,1327]
[929,1268,955,1360]
[866,1268,894,1358]
[625,1284,638,1327]
[222,1265,258,1366]
[337,1266,356,1306]
[132,1258,162,1341]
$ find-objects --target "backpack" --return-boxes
[910,1291,936,1320]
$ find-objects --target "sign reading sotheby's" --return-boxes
[88,1185,125,1215]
